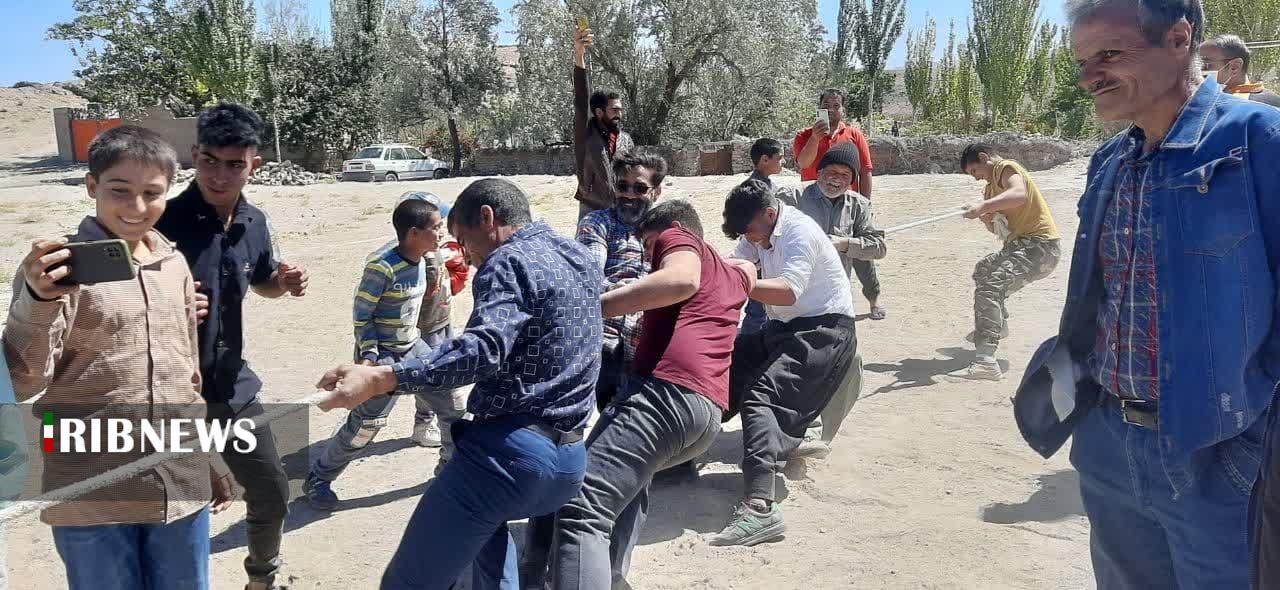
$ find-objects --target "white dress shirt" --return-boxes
[732,203,856,322]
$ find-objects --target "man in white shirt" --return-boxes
[710,179,858,547]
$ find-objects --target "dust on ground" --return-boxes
[0,92,1091,589]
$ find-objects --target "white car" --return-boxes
[340,144,450,182]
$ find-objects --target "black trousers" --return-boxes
[726,314,857,502]
[209,399,290,584]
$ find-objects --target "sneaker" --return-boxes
[709,501,786,547]
[412,420,442,448]
[792,439,832,460]
[943,360,1004,382]
[303,473,338,511]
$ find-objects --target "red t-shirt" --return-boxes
[793,122,874,193]
[631,227,751,410]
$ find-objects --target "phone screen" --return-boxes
[817,109,829,127]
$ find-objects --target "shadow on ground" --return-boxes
[863,347,1011,398]
[980,469,1085,525]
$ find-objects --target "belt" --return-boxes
[1104,395,1159,431]
[524,422,584,445]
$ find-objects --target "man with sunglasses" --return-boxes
[1200,34,1280,108]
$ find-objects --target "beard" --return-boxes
[615,198,651,225]
[603,116,622,133]
[818,179,848,199]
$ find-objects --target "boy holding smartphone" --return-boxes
[3,125,232,590]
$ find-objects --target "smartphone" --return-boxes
[53,239,137,286]
[576,16,589,32]
[817,108,830,128]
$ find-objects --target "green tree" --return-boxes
[1025,22,1058,115]
[330,0,385,151]
[384,0,505,172]
[255,39,358,164]
[970,0,1040,125]
[175,0,258,103]
[851,0,906,123]
[1203,0,1280,79]
[48,0,206,116]
[510,0,574,146]
[904,16,937,119]
[1041,28,1098,139]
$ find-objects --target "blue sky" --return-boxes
[1,0,1066,86]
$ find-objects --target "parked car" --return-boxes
[339,144,450,182]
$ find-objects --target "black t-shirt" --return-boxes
[1248,89,1280,109]
[155,183,279,404]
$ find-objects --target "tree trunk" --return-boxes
[447,112,462,174]
[439,1,462,174]
[867,73,876,131]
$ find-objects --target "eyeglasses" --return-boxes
[614,182,652,195]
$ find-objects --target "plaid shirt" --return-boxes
[1092,134,1161,401]
[576,208,647,359]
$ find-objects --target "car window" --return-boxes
[389,148,407,160]
[405,148,426,160]
[355,147,383,159]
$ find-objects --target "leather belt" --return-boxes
[524,422,584,445]
[1105,396,1158,431]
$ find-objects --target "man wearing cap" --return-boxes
[790,143,885,458]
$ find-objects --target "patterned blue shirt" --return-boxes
[391,221,603,430]
[1092,132,1161,401]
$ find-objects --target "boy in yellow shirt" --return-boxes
[947,144,1061,381]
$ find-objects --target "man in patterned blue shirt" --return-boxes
[317,178,601,590]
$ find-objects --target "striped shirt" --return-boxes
[1092,134,1161,401]
[355,246,427,362]
[3,217,220,526]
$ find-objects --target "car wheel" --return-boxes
[433,169,448,180]
[384,172,399,182]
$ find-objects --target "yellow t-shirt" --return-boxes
[984,159,1059,241]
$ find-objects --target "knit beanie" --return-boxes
[818,142,861,175]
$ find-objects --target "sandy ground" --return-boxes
[0,92,1093,589]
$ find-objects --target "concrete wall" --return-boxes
[471,132,1075,178]
[53,108,74,162]
[125,106,199,166]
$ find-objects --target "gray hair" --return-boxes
[1066,0,1205,48]
[1203,34,1251,74]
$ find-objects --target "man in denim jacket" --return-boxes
[1014,1,1280,588]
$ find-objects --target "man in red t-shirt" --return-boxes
[792,88,885,319]
[550,199,755,589]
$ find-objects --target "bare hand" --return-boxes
[359,359,376,367]
[209,472,234,514]
[277,262,309,297]
[962,204,984,220]
[193,281,210,325]
[316,364,396,411]
[831,236,850,253]
[812,119,830,138]
[573,26,594,58]
[22,238,76,300]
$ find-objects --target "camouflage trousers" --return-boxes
[972,236,1061,354]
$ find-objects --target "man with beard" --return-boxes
[792,143,884,458]
[517,148,665,588]
[573,23,634,220]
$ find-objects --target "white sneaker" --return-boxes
[792,437,832,460]
[412,421,443,448]
[943,360,1004,382]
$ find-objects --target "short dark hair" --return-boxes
[87,125,179,182]
[612,147,669,186]
[197,102,266,149]
[639,199,704,239]
[750,138,784,165]
[1204,34,1250,74]
[589,89,621,115]
[1066,0,1205,48]
[393,198,440,242]
[448,178,533,229]
[818,88,846,106]
[722,180,776,240]
[960,143,997,169]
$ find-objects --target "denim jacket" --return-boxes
[1013,77,1280,494]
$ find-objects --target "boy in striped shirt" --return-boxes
[305,196,464,510]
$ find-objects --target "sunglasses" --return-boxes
[614,181,653,195]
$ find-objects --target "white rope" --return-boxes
[0,391,329,524]
[882,206,969,235]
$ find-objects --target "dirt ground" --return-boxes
[0,93,1093,589]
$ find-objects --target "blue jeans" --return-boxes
[381,416,586,589]
[51,505,210,590]
[740,300,767,335]
[1070,401,1251,589]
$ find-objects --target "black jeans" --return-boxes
[210,399,289,585]
[727,314,857,502]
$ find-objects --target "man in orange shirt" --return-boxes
[792,88,883,319]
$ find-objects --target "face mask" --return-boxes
[615,198,651,226]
